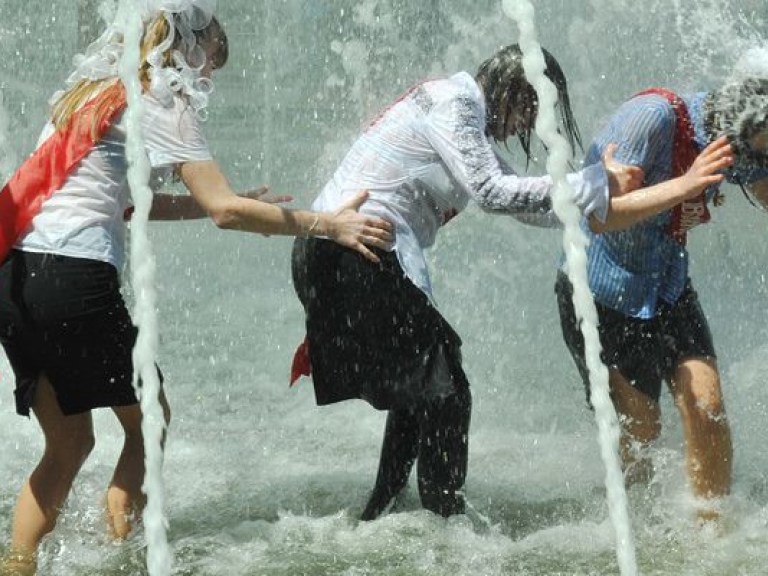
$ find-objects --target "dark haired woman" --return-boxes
[291,43,732,520]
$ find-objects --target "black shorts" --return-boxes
[292,237,468,411]
[555,272,716,403]
[0,250,140,416]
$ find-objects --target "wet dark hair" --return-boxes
[475,43,581,166]
[706,77,768,166]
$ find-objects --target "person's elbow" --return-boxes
[207,202,241,229]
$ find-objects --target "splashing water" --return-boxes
[732,46,768,81]
[4,2,768,574]
[502,1,638,575]
[116,0,172,574]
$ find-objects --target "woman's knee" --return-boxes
[692,390,725,420]
[674,380,726,422]
[674,358,726,417]
[44,428,95,473]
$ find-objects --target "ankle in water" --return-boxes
[360,493,395,521]
[693,496,727,533]
[0,548,37,576]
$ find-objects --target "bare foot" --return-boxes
[695,506,727,536]
[105,488,143,540]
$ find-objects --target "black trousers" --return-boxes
[361,362,472,520]
[292,237,472,518]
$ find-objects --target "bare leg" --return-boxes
[360,409,420,521]
[669,357,732,516]
[106,391,170,539]
[5,375,94,573]
[608,368,661,486]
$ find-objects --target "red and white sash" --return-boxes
[0,82,127,261]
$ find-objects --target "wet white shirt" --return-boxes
[17,93,212,270]
[312,71,608,299]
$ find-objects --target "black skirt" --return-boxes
[292,237,465,411]
[0,250,140,416]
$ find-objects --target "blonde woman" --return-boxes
[0,1,391,572]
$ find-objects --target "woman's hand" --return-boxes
[678,136,733,199]
[603,143,644,197]
[325,190,393,263]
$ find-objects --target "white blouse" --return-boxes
[312,71,608,299]
[17,92,212,270]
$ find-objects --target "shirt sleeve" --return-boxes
[141,96,213,168]
[592,97,675,176]
[422,92,609,221]
[509,164,610,228]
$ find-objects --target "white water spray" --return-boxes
[116,1,172,574]
[502,1,638,574]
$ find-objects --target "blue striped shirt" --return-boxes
[576,91,767,319]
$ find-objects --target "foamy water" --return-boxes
[1,1,768,574]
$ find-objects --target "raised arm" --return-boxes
[425,93,617,225]
[426,95,561,213]
[177,159,392,262]
[594,136,733,233]
[423,89,732,234]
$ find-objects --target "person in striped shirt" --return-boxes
[556,76,768,523]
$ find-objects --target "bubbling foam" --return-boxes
[116,1,172,575]
[502,1,638,575]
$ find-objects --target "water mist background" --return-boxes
[1,1,768,574]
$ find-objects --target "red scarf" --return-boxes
[0,82,127,261]
[290,336,311,386]
[633,88,710,244]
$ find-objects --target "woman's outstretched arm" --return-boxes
[178,159,393,263]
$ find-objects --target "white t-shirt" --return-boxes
[16,92,212,270]
[312,71,608,299]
